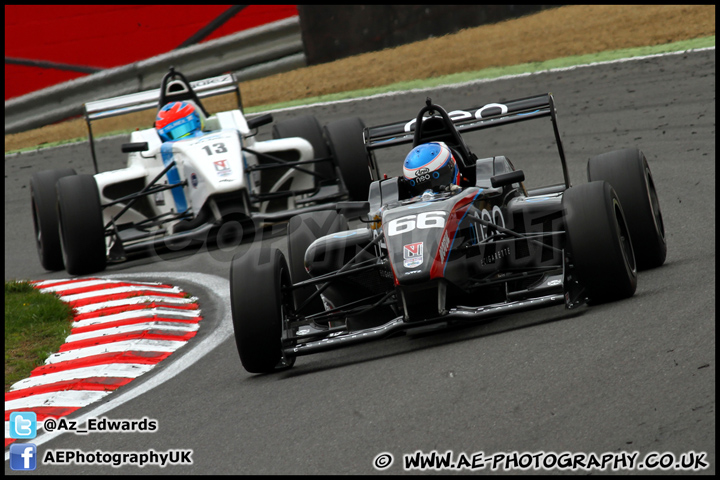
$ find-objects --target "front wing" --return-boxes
[285,292,566,357]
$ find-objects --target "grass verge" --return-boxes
[5,281,74,392]
[243,36,717,113]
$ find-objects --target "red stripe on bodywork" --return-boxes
[429,190,479,279]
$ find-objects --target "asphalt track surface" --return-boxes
[5,49,715,474]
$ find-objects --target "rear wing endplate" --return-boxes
[364,93,570,188]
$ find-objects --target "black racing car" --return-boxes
[229,94,666,374]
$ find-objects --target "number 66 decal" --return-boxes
[386,211,447,236]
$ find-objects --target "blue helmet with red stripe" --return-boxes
[403,142,460,196]
[155,101,203,142]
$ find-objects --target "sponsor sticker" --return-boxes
[213,160,232,177]
[438,232,451,264]
[403,242,424,268]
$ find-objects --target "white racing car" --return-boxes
[30,67,373,275]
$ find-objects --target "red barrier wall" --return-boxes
[4,5,297,100]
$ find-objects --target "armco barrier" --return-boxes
[5,16,305,135]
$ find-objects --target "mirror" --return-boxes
[121,142,149,153]
[247,113,273,130]
[490,170,525,188]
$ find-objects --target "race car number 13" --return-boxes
[386,211,447,236]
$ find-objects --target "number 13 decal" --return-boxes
[386,211,447,236]
[202,143,227,155]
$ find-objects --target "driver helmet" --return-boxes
[155,101,204,142]
[402,142,460,196]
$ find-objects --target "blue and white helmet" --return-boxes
[402,142,460,196]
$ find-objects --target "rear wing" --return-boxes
[84,72,242,173]
[84,73,241,122]
[364,93,570,188]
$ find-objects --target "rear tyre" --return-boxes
[272,115,334,186]
[30,168,77,271]
[230,248,295,374]
[323,117,373,201]
[563,181,637,304]
[56,174,107,276]
[287,210,348,315]
[587,148,666,270]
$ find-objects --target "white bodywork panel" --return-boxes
[94,108,316,236]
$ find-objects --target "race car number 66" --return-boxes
[386,211,447,236]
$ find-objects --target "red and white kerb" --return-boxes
[4,277,203,447]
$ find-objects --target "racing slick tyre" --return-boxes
[563,181,637,304]
[587,148,666,270]
[323,117,373,201]
[230,247,295,374]
[56,174,107,276]
[287,210,349,315]
[30,168,77,271]
[272,115,334,187]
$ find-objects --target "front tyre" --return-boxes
[30,168,77,271]
[56,174,107,276]
[563,181,637,304]
[587,148,666,270]
[230,248,295,374]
